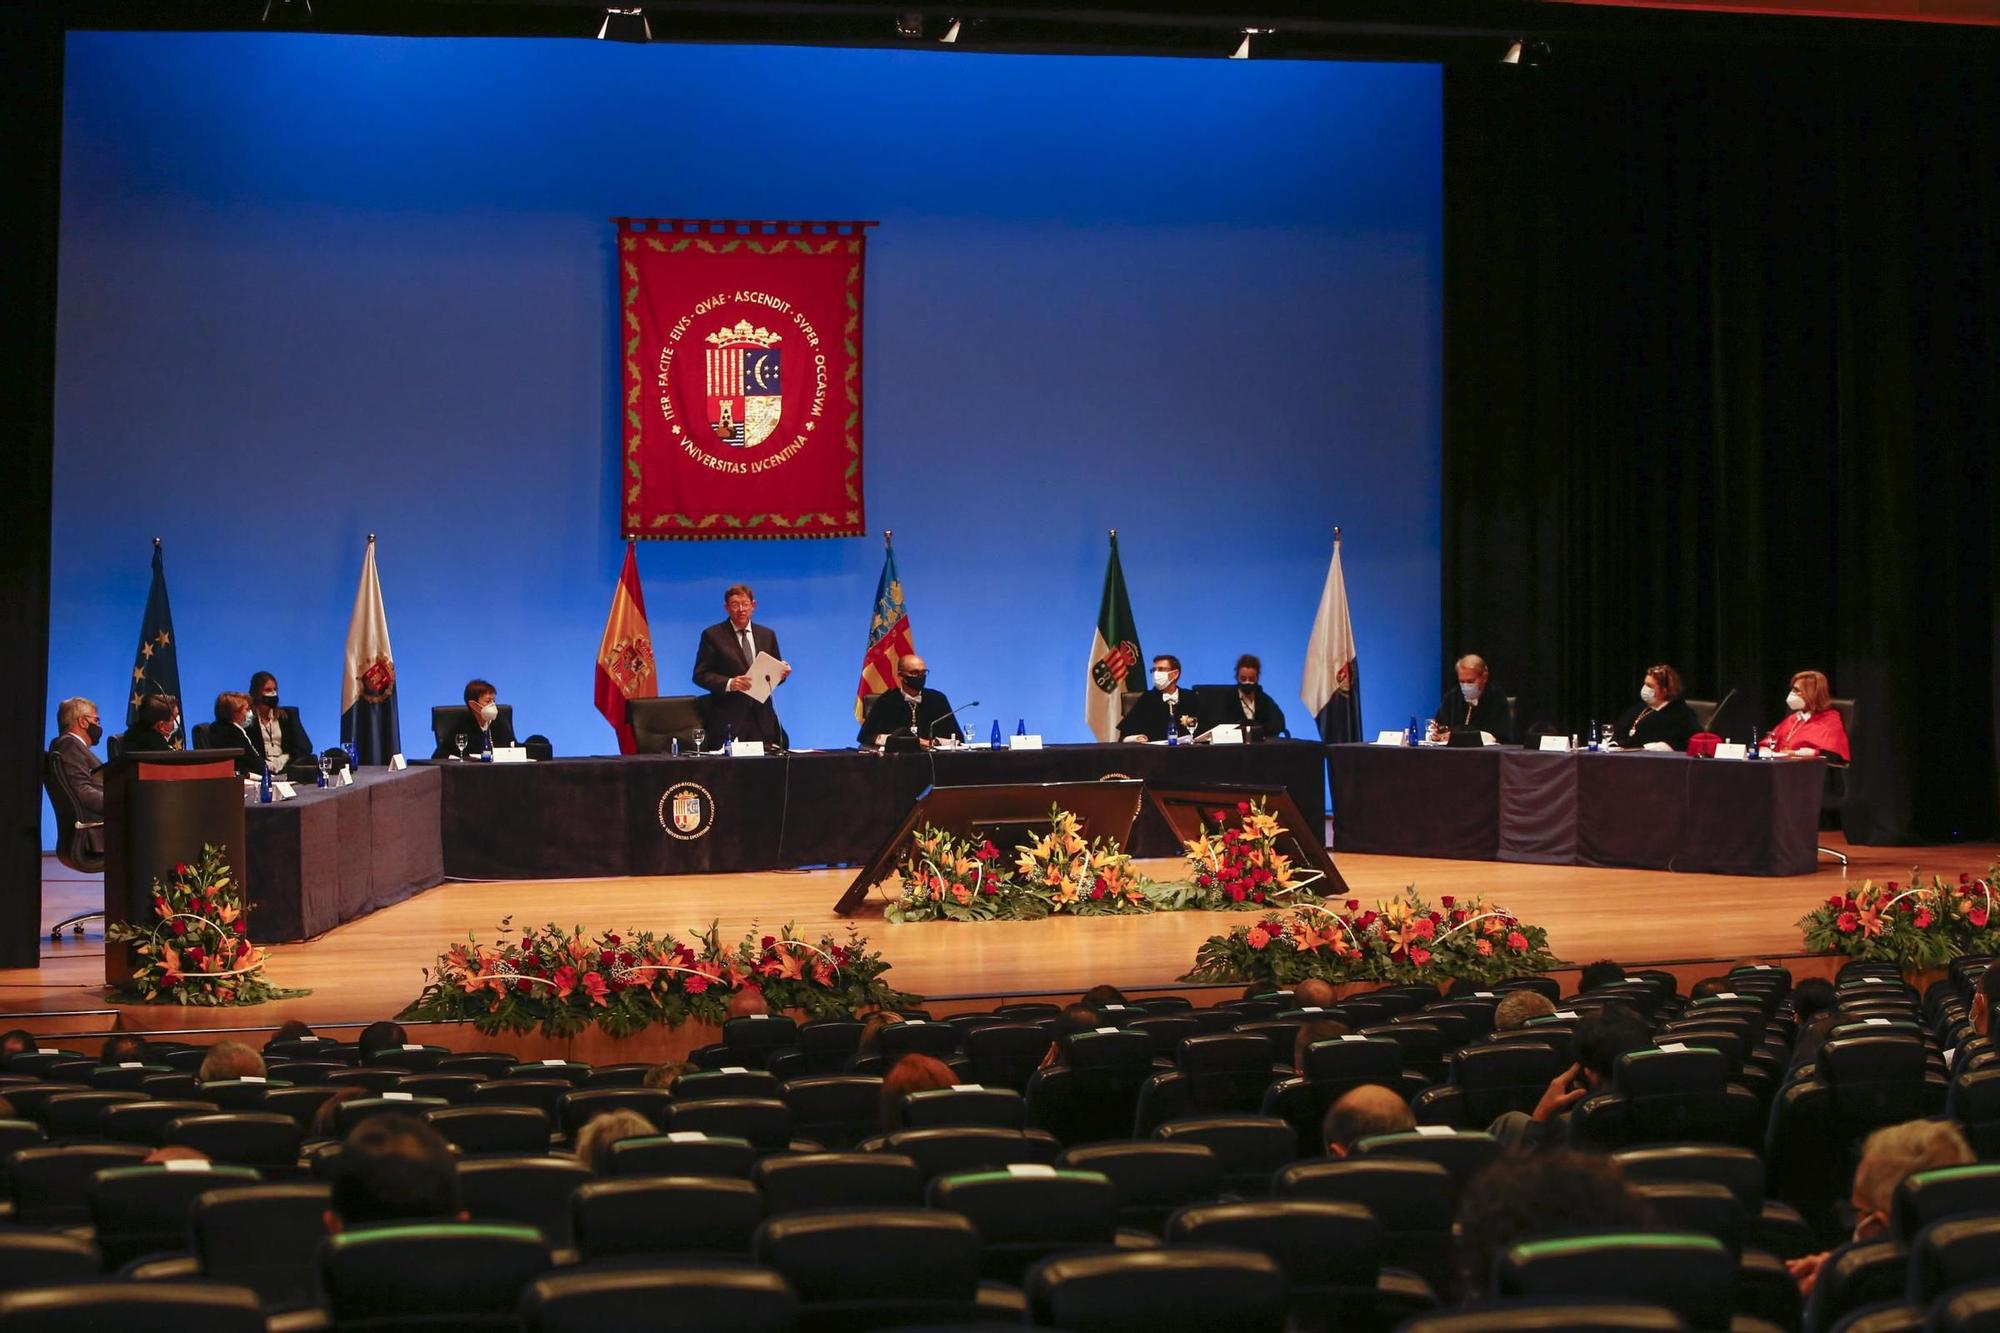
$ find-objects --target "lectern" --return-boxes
[100,749,245,986]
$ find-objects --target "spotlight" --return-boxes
[1231,27,1274,60]
[260,0,311,20]
[597,7,650,42]
[1502,38,1548,65]
[941,18,962,44]
[896,12,925,39]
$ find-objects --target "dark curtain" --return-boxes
[0,9,62,965]
[1444,48,2000,845]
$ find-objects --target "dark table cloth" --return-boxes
[245,767,443,941]
[1327,744,1822,877]
[435,740,1327,881]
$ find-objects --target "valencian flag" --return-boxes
[854,532,915,721]
[595,541,658,754]
[1084,531,1144,742]
[617,217,874,540]
[127,538,184,746]
[1302,530,1363,743]
[340,535,401,765]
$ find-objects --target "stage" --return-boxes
[10,834,1996,1060]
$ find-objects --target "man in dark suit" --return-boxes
[433,678,518,758]
[692,583,790,747]
[1219,653,1289,737]
[248,671,315,776]
[1430,654,1515,745]
[48,696,106,859]
[121,693,182,754]
[1118,654,1206,742]
[858,654,962,747]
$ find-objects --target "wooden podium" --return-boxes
[101,749,246,986]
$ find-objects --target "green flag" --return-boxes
[1084,532,1143,741]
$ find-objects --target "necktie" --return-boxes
[738,628,753,668]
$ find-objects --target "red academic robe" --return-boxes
[1762,709,1850,762]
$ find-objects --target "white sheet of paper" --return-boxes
[1642,742,1673,752]
[1480,731,1497,746]
[1538,735,1571,752]
[742,652,788,704]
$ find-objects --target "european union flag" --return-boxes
[128,539,184,745]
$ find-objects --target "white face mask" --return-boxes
[1639,684,1658,706]
[236,713,252,729]
[1152,670,1173,690]
[1786,691,1807,714]
[476,702,499,726]
[1460,681,1483,703]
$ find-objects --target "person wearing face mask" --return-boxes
[209,691,267,777]
[48,697,107,858]
[248,672,315,778]
[120,693,184,754]
[1118,654,1205,742]
[1759,669,1849,762]
[1786,1118,1974,1298]
[1428,653,1512,745]
[1609,663,1700,751]
[434,678,517,759]
[1224,654,1288,737]
[857,653,961,748]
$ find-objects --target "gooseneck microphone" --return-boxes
[925,700,981,740]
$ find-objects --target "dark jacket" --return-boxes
[1118,689,1206,741]
[692,620,785,746]
[1433,687,1515,745]
[859,688,962,745]
[1610,698,1700,752]
[1219,686,1289,737]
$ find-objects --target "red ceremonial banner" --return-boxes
[618,218,871,540]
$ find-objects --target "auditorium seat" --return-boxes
[993,1002,1062,1022]
[753,1151,923,1215]
[1892,1164,2000,1242]
[2,1083,89,1127]
[1164,1197,1440,1327]
[668,1069,781,1103]
[0,1282,266,1333]
[1801,1239,1910,1333]
[458,1156,592,1245]
[1932,1281,2000,1333]
[320,1222,553,1330]
[2,1053,87,1079]
[1396,1300,1688,1331]
[927,1166,1130,1283]
[1908,1214,2000,1303]
[0,1232,102,1296]
[469,1078,573,1119]
[604,1131,757,1178]
[962,1023,1050,1091]
[506,1059,592,1087]
[875,1018,963,1065]
[794,1018,866,1074]
[164,1111,301,1172]
[423,1104,553,1155]
[1273,1157,1457,1293]
[1496,1232,1737,1330]
[1365,1022,1450,1083]
[752,1207,1005,1332]
[189,1182,331,1310]
[570,1176,763,1263]
[662,1097,798,1154]
[1153,1116,1296,1195]
[582,1062,655,1088]
[900,1085,1026,1130]
[196,1079,288,1111]
[1355,1128,1501,1190]
[779,1076,880,1150]
[868,1126,1061,1183]
[1448,1040,1568,1124]
[519,1266,798,1333]
[720,1015,801,1070]
[434,1053,518,1081]
[1612,1144,1813,1259]
[1059,1142,1224,1235]
[1946,1069,2000,1158]
[325,1067,405,1095]
[1232,1020,1303,1062]
[1127,1015,1200,1059]
[388,1073,482,1105]
[1629,1182,1745,1256]
[41,1088,147,1139]
[556,1086,671,1138]
[86,1063,173,1092]
[1498,976,1561,1002]
[335,1094,450,1135]
[99,1100,214,1147]
[6,1141,150,1224]
[1135,996,1195,1015]
[623,695,708,754]
[262,1084,345,1129]
[87,1161,261,1269]
[1024,1247,1289,1333]
[1177,1032,1284,1112]
[1263,1035,1405,1156]
[1025,1030,1155,1145]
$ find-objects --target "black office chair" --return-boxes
[431,703,516,758]
[626,695,710,753]
[1820,696,1857,868]
[40,749,104,940]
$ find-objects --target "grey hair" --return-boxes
[57,697,97,731]
[1455,655,1490,674]
[1853,1119,1974,1212]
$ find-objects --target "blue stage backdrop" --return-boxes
[47,32,1441,847]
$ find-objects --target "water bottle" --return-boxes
[1587,719,1599,752]
[670,736,680,756]
[344,739,357,770]
[1407,716,1420,747]
[1016,718,1026,736]
[482,730,494,762]
[990,719,1003,749]
[1747,731,1760,760]
[258,766,273,804]
[1165,714,1179,747]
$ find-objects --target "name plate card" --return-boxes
[491,746,530,764]
[1538,736,1572,752]
[1008,734,1044,751]
[389,754,407,770]
[1714,742,1748,760]
[727,740,766,758]
[1374,730,1405,746]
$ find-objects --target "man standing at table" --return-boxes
[1119,654,1205,742]
[692,583,790,748]
[858,653,962,748]
[1431,654,1514,745]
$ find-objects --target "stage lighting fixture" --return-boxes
[896,12,925,38]
[597,7,651,42]
[942,18,962,43]
[1231,27,1274,59]
[1502,37,1548,65]
[260,0,311,20]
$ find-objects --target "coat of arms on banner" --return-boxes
[705,321,783,449]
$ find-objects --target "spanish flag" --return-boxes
[854,533,915,721]
[594,542,658,754]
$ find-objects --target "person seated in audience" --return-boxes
[326,1114,466,1232]
[49,697,106,858]
[0,1096,16,1120]
[1761,669,1849,762]
[100,1034,152,1065]
[1781,978,1841,1075]
[1453,1149,1657,1299]
[573,1109,656,1174]
[199,1040,266,1083]
[434,678,517,759]
[1223,654,1288,737]
[1292,978,1337,1010]
[858,653,962,748]
[727,986,770,1020]
[121,693,183,754]
[1038,1004,1104,1072]
[0,1030,34,1060]
[1081,984,1127,1011]
[1294,1018,1353,1075]
[1787,1118,1975,1296]
[1118,654,1205,742]
[144,1144,209,1166]
[853,1010,904,1066]
[312,1087,369,1140]
[1430,653,1514,746]
[1491,1005,1651,1149]
[1322,1084,1416,1156]
[881,1053,958,1133]
[208,691,264,776]
[358,1020,407,1062]
[1578,960,1626,993]
[248,673,313,775]
[642,1060,685,1092]
[1686,976,1732,1001]
[1494,990,1557,1032]
[1609,664,1699,751]
[268,1019,316,1048]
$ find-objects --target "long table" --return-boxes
[244,767,442,942]
[435,741,1329,881]
[1326,743,1823,876]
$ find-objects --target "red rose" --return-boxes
[236,939,250,958]
[606,933,621,945]
[1251,890,1264,904]
[1961,873,1972,884]
[520,937,533,950]
[1973,908,1991,928]
[175,863,188,876]
[1237,801,1252,814]
[1210,809,1229,823]
[171,920,187,936]
[1346,900,1361,913]
[1888,881,1900,892]
[233,919,247,935]
[1440,895,1456,909]
[761,935,777,951]
[162,971,181,986]
[1914,909,1934,928]
[1826,895,1845,909]
[515,979,532,994]
[1227,885,1246,902]
[1090,881,1107,901]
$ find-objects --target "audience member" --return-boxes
[0,1030,33,1059]
[1293,1018,1353,1075]
[1292,978,1337,1010]
[199,1040,266,1083]
[312,1086,369,1140]
[1578,960,1626,993]
[1687,976,1732,1001]
[144,1145,210,1166]
[1790,978,1836,1024]
[641,1061,685,1092]
[1039,1003,1104,1071]
[327,1114,465,1232]
[1453,1149,1656,1299]
[1322,1084,1415,1156]
[358,1021,407,1061]
[1490,1005,1650,1149]
[0,1096,16,1120]
[853,1011,904,1064]
[1081,984,1128,1010]
[268,1019,316,1047]
[573,1109,656,1174]
[727,986,770,1019]
[881,1053,958,1133]
[1966,965,2000,1041]
[1494,990,1557,1032]
[209,691,264,776]
[1788,1118,1976,1296]
[101,1033,152,1064]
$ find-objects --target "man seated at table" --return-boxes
[121,693,183,754]
[859,653,962,749]
[249,672,315,776]
[1119,654,1205,742]
[434,678,516,759]
[1430,654,1513,745]
[208,691,266,776]
[49,696,106,859]
[1219,653,1288,737]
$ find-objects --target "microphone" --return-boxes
[1706,686,1739,738]
[925,700,981,740]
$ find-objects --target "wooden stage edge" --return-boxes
[10,834,1997,1063]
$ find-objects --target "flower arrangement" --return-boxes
[399,918,910,1038]
[105,844,307,1006]
[1181,888,1560,988]
[885,824,1014,923]
[1153,797,1324,912]
[1798,871,2000,972]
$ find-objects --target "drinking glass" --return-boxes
[692,727,706,753]
[453,732,469,761]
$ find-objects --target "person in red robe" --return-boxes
[1762,669,1849,761]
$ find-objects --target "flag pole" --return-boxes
[883,529,892,549]
[1333,525,1341,546]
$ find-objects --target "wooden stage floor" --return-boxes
[9,834,1996,1047]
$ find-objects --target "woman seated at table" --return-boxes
[1611,663,1699,751]
[1761,669,1849,762]
[209,691,266,776]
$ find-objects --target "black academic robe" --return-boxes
[1432,687,1515,745]
[692,620,785,746]
[1218,687,1289,737]
[431,707,518,759]
[210,719,269,776]
[1611,698,1700,752]
[859,688,962,745]
[119,726,179,755]
[1118,689,1206,741]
